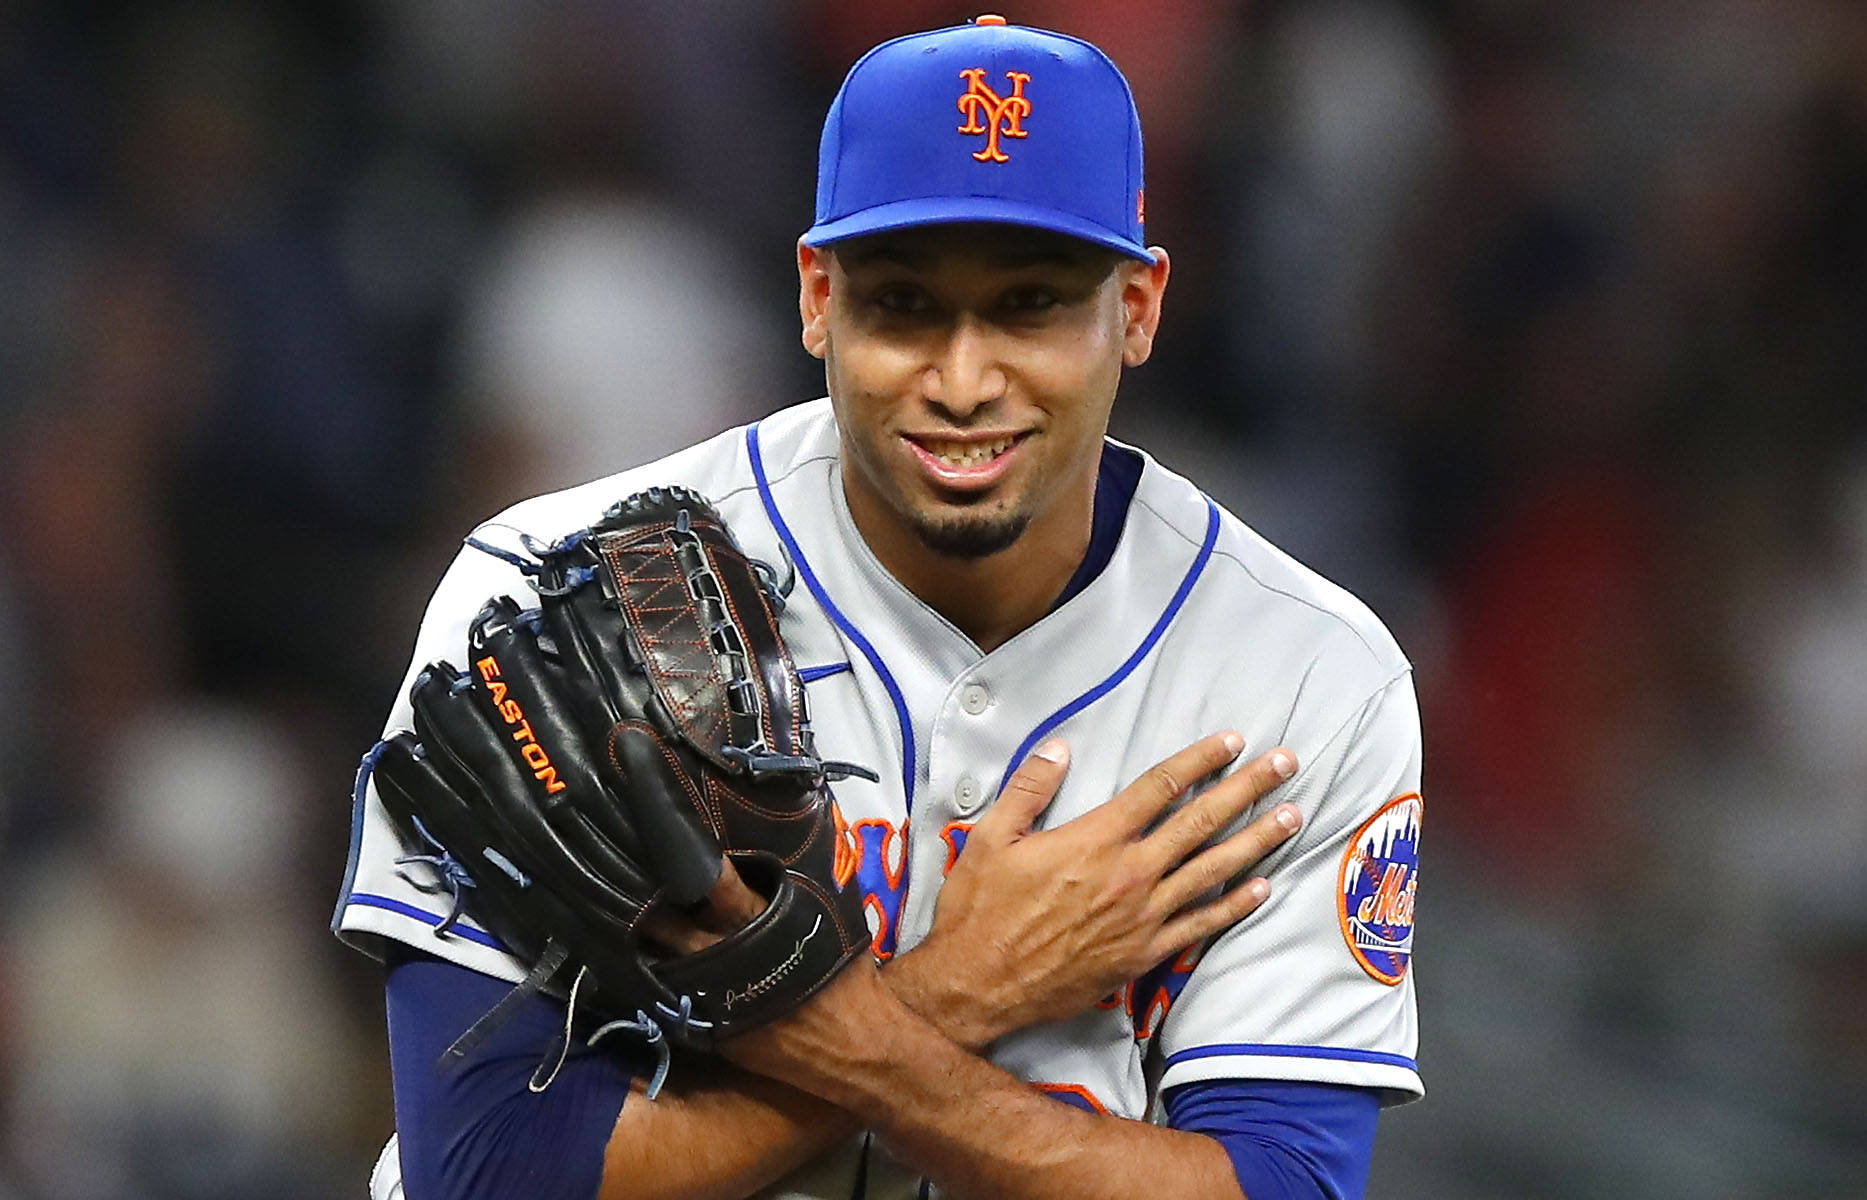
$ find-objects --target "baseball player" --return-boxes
[335,15,1422,1200]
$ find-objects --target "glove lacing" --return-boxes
[517,968,711,1101]
[585,992,713,1101]
[357,740,481,937]
[720,743,880,786]
[468,511,797,613]
[462,527,598,596]
[392,813,479,937]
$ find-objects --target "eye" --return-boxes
[872,284,932,314]
[1000,285,1060,313]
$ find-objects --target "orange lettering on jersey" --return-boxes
[956,68,1032,163]
[1126,943,1202,1042]
[861,893,894,960]
[1032,1082,1110,1114]
[1133,989,1169,1039]
[939,821,974,873]
[849,818,908,958]
[831,802,857,889]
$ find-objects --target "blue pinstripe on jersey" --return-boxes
[995,498,1221,796]
[1165,1042,1419,1073]
[749,422,921,809]
[347,893,507,952]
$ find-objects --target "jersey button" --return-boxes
[959,683,991,715]
[954,775,983,813]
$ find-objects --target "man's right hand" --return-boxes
[892,732,1302,1050]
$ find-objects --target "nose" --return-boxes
[921,316,1006,418]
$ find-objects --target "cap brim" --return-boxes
[803,196,1155,263]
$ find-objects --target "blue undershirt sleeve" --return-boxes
[385,945,640,1200]
[385,951,1374,1200]
[1162,1079,1380,1200]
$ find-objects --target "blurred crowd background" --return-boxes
[0,0,1861,1196]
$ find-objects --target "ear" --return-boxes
[1120,247,1171,368]
[798,240,832,360]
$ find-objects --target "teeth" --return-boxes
[925,437,1014,467]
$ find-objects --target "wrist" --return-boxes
[720,962,904,1100]
[736,969,970,1122]
[882,936,1000,1052]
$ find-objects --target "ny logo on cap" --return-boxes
[956,68,1031,163]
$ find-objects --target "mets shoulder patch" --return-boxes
[1337,793,1421,985]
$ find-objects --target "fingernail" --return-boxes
[1270,750,1296,779]
[1247,878,1270,901]
[1033,738,1069,765]
[1275,805,1301,831]
[1222,731,1245,755]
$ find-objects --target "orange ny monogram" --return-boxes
[956,68,1032,163]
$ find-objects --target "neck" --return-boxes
[843,472,1094,654]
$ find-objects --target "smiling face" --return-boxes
[798,223,1169,569]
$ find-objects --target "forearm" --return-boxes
[853,1040,1245,1200]
[599,1057,854,1200]
[597,949,986,1200]
[728,969,1246,1200]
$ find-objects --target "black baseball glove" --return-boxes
[364,486,874,1089]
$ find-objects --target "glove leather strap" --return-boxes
[652,852,867,1043]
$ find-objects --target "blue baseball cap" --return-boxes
[803,15,1152,262]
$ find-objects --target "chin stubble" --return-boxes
[912,509,1032,559]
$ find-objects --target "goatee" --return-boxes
[914,510,1031,559]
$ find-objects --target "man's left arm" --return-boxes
[718,989,1381,1200]
[727,963,1252,1200]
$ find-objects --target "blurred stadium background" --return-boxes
[0,1,1862,1196]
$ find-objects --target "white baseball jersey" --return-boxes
[337,397,1423,1200]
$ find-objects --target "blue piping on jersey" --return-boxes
[1165,1042,1418,1074]
[995,498,1222,796]
[799,661,854,683]
[748,423,919,809]
[347,892,508,953]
